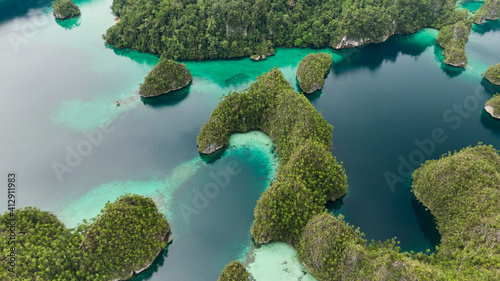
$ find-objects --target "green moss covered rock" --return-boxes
[296,53,333,94]
[485,63,500,86]
[437,20,472,68]
[139,59,192,98]
[52,0,80,20]
[0,194,170,281]
[485,94,500,119]
[217,261,249,281]
[473,0,500,24]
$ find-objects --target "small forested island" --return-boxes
[0,194,171,281]
[139,59,192,98]
[52,0,81,20]
[296,53,333,94]
[437,19,472,67]
[217,261,249,281]
[198,70,500,280]
[104,0,464,60]
[485,94,500,119]
[473,0,500,24]
[485,63,500,86]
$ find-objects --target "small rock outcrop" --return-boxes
[296,52,333,94]
[52,0,81,20]
[201,143,224,155]
[485,94,500,119]
[250,44,275,61]
[473,0,500,24]
[139,59,192,98]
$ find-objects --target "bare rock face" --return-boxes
[485,105,500,119]
[201,143,224,154]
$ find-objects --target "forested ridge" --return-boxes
[0,194,170,281]
[104,0,464,60]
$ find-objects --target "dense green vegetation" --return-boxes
[52,0,80,20]
[217,261,249,281]
[297,212,438,280]
[200,69,500,279]
[437,19,472,67]
[473,0,500,24]
[104,0,464,60]
[0,194,170,281]
[139,59,192,98]
[485,63,500,86]
[412,144,500,280]
[296,53,332,94]
[197,68,347,245]
[295,144,500,280]
[486,94,500,118]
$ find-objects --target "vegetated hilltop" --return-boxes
[0,194,171,281]
[52,0,80,20]
[485,63,500,86]
[104,0,464,60]
[485,94,500,119]
[473,0,500,24]
[217,261,249,281]
[197,68,348,245]
[412,144,500,280]
[437,19,472,68]
[296,52,333,94]
[139,59,192,98]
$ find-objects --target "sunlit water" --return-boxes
[0,0,499,280]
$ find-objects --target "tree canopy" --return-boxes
[0,194,170,281]
[139,59,192,98]
[52,0,80,20]
[485,63,500,86]
[217,261,249,281]
[296,52,332,94]
[104,0,464,60]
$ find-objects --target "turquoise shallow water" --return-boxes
[1,0,500,280]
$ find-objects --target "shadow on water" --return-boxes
[480,110,500,134]
[332,32,435,75]
[473,20,500,35]
[326,194,345,214]
[0,0,51,23]
[107,45,159,66]
[129,246,170,281]
[410,195,441,252]
[481,77,500,95]
[199,148,226,164]
[55,16,80,29]
[441,63,466,78]
[141,84,191,108]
